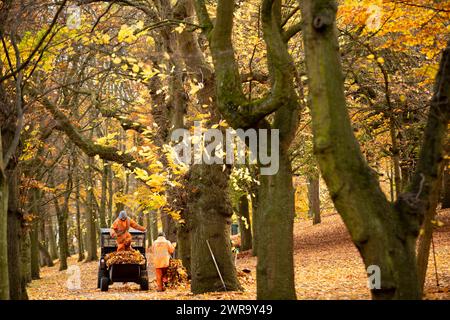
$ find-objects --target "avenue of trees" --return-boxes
[0,0,448,300]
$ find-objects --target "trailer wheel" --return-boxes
[97,269,103,288]
[140,276,149,291]
[100,276,109,292]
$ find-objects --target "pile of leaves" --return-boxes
[165,259,188,288]
[104,250,145,267]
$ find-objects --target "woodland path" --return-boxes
[28,210,450,300]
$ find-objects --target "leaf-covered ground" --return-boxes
[28,209,450,300]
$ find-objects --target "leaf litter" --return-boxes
[28,209,450,300]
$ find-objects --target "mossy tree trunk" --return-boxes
[146,211,158,247]
[194,0,302,299]
[30,189,41,279]
[1,48,26,299]
[188,164,241,293]
[21,230,32,284]
[300,0,449,299]
[256,151,296,299]
[99,162,108,228]
[174,0,244,293]
[7,166,27,300]
[75,167,85,262]
[51,166,72,271]
[38,241,54,268]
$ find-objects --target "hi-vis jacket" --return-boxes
[110,218,145,251]
[152,236,175,268]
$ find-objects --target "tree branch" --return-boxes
[192,0,213,32]
[35,92,144,170]
[2,32,23,169]
[193,0,299,129]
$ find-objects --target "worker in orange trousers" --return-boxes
[110,210,146,251]
[152,231,175,292]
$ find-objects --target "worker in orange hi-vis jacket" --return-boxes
[110,210,146,251]
[152,231,175,292]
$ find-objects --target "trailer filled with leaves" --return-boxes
[104,250,146,268]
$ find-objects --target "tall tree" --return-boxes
[172,0,242,293]
[194,0,302,299]
[307,175,321,225]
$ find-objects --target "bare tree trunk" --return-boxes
[75,190,84,261]
[417,209,438,293]
[177,223,191,276]
[85,157,98,262]
[389,162,395,202]
[256,151,296,299]
[53,198,68,270]
[38,216,53,267]
[107,163,113,225]
[38,242,53,267]
[0,134,9,299]
[20,230,32,284]
[145,212,152,248]
[30,189,41,278]
[442,167,450,209]
[47,217,58,260]
[193,0,301,299]
[390,120,402,200]
[161,212,177,243]
[99,162,108,228]
[7,167,28,300]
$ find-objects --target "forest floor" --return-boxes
[28,209,450,300]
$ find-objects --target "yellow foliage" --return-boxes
[118,24,137,43]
